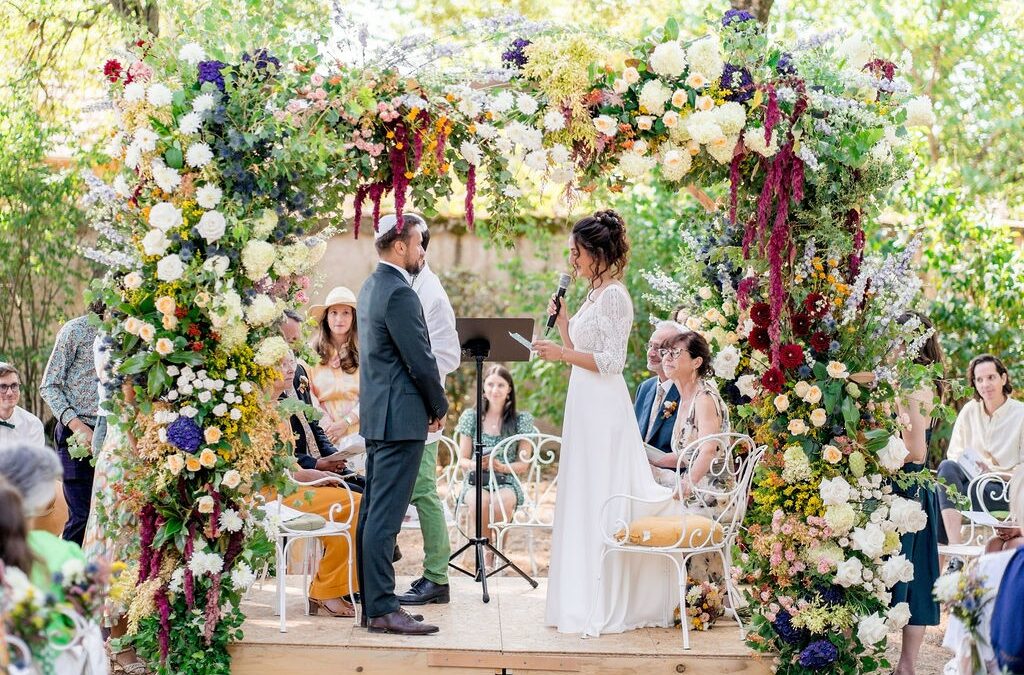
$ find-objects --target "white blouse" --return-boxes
[947,398,1024,472]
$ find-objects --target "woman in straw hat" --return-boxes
[308,287,363,453]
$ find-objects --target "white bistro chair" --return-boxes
[588,432,765,649]
[938,470,1015,562]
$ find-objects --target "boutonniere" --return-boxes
[662,400,678,420]
[297,375,309,394]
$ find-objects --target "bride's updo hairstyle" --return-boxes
[570,209,630,291]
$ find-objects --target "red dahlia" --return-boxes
[810,331,832,353]
[761,367,784,393]
[791,312,811,337]
[804,292,827,319]
[780,343,805,369]
[103,59,122,83]
[751,302,772,327]
[748,326,771,352]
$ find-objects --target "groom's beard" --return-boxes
[404,256,425,275]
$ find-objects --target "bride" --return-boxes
[533,210,679,636]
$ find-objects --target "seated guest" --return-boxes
[938,354,1024,548]
[0,362,45,448]
[455,365,534,569]
[943,466,1024,674]
[271,351,361,617]
[634,321,684,454]
[0,443,85,597]
[307,287,362,451]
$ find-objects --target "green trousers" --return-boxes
[409,441,451,584]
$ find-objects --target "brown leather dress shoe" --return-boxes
[360,608,423,627]
[367,609,439,635]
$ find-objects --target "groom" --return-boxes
[635,321,683,454]
[356,215,449,635]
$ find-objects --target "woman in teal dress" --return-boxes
[891,313,943,675]
[455,365,534,568]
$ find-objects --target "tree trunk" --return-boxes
[730,0,774,23]
[106,0,160,37]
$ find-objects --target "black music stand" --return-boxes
[448,317,539,602]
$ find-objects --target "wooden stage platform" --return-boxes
[233,575,771,674]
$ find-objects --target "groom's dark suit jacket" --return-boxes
[357,263,448,439]
[634,376,680,454]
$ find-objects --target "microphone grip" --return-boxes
[545,288,567,335]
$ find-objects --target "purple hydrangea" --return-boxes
[242,48,281,72]
[776,52,797,76]
[502,38,531,69]
[721,64,754,102]
[197,60,226,91]
[798,640,839,670]
[772,610,809,645]
[722,9,756,26]
[167,415,203,454]
[819,584,844,605]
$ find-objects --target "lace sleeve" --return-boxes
[591,285,633,375]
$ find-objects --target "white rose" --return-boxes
[774,394,790,412]
[612,78,628,94]
[743,127,780,157]
[123,271,143,289]
[820,476,852,506]
[880,554,915,588]
[793,381,810,398]
[202,255,230,277]
[185,142,214,168]
[156,254,185,282]
[877,435,910,472]
[147,83,173,107]
[196,184,222,209]
[788,418,809,435]
[685,72,708,89]
[671,88,688,108]
[636,115,655,131]
[622,67,640,84]
[827,360,850,379]
[178,42,206,64]
[638,79,672,115]
[850,523,886,560]
[838,33,873,70]
[649,40,687,77]
[196,210,226,243]
[594,115,618,137]
[822,444,843,464]
[887,602,912,631]
[197,496,215,514]
[141,229,170,256]
[834,556,864,588]
[904,95,935,128]
[712,346,740,380]
[736,374,759,399]
[212,403,228,417]
[856,613,888,646]
[149,201,183,232]
[662,110,680,128]
[888,496,927,534]
[810,408,828,427]
[695,95,715,112]
[933,572,962,603]
[803,385,823,405]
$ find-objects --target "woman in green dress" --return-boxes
[455,365,534,569]
[891,313,943,675]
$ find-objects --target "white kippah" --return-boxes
[374,213,427,241]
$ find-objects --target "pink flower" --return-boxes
[784,549,796,561]
[127,60,153,82]
[312,88,327,101]
[286,99,305,113]
[273,110,287,121]
[295,290,308,304]
[310,74,325,87]
[297,275,311,289]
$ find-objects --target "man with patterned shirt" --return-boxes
[40,301,103,545]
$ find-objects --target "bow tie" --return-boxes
[0,419,14,429]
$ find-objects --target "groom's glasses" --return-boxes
[658,348,684,360]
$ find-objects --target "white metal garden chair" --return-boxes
[587,432,765,649]
[261,471,357,633]
[937,470,1015,563]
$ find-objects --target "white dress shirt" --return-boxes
[93,334,111,418]
[0,405,46,448]
[645,378,675,440]
[380,260,413,285]
[947,397,1024,471]
[413,263,460,443]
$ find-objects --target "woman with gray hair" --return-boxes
[0,442,86,596]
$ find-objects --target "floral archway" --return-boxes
[85,9,936,674]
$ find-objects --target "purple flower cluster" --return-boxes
[772,610,809,645]
[797,640,839,670]
[721,64,754,102]
[722,9,756,26]
[776,52,797,76]
[502,38,531,69]
[818,584,845,605]
[197,60,226,91]
[167,415,203,454]
[242,48,281,71]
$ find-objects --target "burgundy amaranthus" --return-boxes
[465,165,476,230]
[352,184,369,238]
[154,589,172,660]
[368,182,386,233]
[389,124,409,227]
[203,575,222,643]
[137,504,158,582]
[184,523,196,608]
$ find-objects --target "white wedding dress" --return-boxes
[545,282,680,635]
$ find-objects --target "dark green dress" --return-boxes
[890,461,941,626]
[456,409,535,508]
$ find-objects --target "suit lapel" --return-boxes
[647,382,679,440]
[638,379,656,438]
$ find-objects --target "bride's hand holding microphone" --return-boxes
[533,290,569,362]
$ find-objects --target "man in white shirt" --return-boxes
[0,362,45,448]
[938,354,1024,547]
[382,215,462,607]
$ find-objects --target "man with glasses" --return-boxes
[634,320,685,454]
[0,362,45,448]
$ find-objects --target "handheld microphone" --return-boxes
[545,273,572,336]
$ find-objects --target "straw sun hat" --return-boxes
[308,286,357,322]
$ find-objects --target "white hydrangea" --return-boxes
[210,289,243,329]
[660,147,692,182]
[147,83,173,107]
[252,208,277,238]
[706,134,737,164]
[743,127,780,157]
[904,95,935,127]
[648,41,687,78]
[149,201,183,231]
[178,42,206,64]
[196,183,222,209]
[241,240,276,280]
[638,79,672,115]
[617,151,655,178]
[686,35,724,82]
[825,502,857,535]
[185,142,214,168]
[254,336,290,366]
[685,110,724,144]
[715,101,747,136]
[245,294,282,327]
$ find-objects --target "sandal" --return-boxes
[308,596,356,618]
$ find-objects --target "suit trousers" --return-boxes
[54,421,95,546]
[357,438,426,618]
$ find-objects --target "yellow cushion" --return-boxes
[615,515,724,548]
